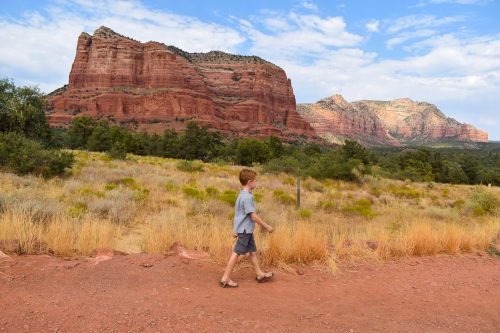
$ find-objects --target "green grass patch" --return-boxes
[341,199,376,218]
[104,183,118,191]
[388,185,421,199]
[183,186,206,200]
[219,190,238,206]
[176,160,204,173]
[299,209,312,219]
[205,186,220,196]
[272,190,296,205]
[67,202,88,218]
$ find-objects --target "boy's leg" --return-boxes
[249,252,274,280]
[249,252,264,276]
[221,252,239,283]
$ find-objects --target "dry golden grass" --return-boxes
[1,150,499,272]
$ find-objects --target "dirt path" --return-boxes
[0,253,499,333]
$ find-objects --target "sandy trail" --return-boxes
[0,253,499,333]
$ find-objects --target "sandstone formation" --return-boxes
[47,26,315,140]
[297,95,488,145]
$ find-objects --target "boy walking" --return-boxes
[220,168,274,288]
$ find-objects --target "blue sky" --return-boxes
[1,0,499,140]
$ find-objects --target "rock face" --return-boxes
[47,26,314,140]
[298,95,488,145]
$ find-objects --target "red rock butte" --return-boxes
[298,95,488,145]
[47,26,315,140]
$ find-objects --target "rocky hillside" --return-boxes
[297,95,488,145]
[47,26,315,140]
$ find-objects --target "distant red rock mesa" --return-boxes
[297,95,488,145]
[47,26,315,140]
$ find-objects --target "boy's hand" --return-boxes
[267,225,274,233]
[232,232,238,238]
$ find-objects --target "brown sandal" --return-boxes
[256,272,274,283]
[220,279,238,288]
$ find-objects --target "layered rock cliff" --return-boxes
[47,26,315,140]
[297,95,488,145]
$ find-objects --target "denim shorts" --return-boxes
[234,233,257,254]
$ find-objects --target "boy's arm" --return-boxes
[250,212,273,233]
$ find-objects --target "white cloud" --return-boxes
[386,29,436,48]
[0,0,245,92]
[387,15,464,34]
[366,20,380,33]
[301,1,318,10]
[241,12,363,62]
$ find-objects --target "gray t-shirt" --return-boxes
[233,190,256,234]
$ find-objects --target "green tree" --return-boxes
[178,122,223,161]
[341,140,369,164]
[0,78,51,143]
[236,138,272,166]
[66,116,96,149]
[267,136,284,158]
[87,121,113,151]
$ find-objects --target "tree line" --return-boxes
[1,78,499,185]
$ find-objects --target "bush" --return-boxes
[341,199,376,218]
[176,160,205,173]
[317,200,336,212]
[299,209,312,219]
[219,190,238,206]
[118,177,136,187]
[183,186,206,200]
[466,187,499,216]
[205,186,220,196]
[107,142,128,160]
[388,185,421,199]
[272,190,296,205]
[0,132,74,178]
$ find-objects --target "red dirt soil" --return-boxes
[1,253,499,333]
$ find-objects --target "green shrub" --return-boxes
[341,199,376,218]
[183,186,206,200]
[104,183,118,191]
[107,141,128,160]
[283,176,295,186]
[317,200,336,212]
[205,186,220,196]
[78,187,104,198]
[388,185,421,199]
[176,160,204,172]
[220,190,238,206]
[134,188,150,201]
[119,177,136,187]
[272,190,296,205]
[302,177,324,192]
[299,209,312,219]
[254,193,263,203]
[165,180,179,192]
[67,202,87,218]
[0,132,74,178]
[466,188,499,216]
